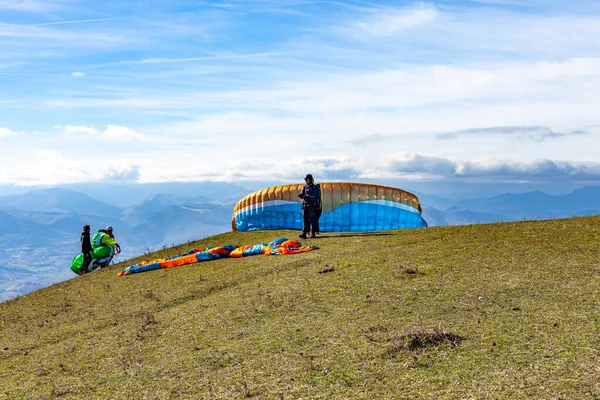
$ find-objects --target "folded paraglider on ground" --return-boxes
[117,238,318,277]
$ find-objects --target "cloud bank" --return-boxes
[384,153,600,182]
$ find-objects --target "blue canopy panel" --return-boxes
[234,199,426,232]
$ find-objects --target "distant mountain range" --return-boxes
[419,185,600,225]
[0,188,122,217]
[1,183,599,302]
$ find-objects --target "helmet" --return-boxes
[304,174,313,182]
[105,225,113,231]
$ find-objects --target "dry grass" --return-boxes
[1,217,600,399]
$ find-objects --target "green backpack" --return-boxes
[70,254,84,274]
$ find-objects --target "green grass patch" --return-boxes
[1,217,600,398]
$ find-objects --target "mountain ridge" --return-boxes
[0,188,122,217]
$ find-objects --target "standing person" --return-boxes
[79,224,93,275]
[298,174,321,239]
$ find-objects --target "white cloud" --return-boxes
[33,148,63,162]
[57,124,143,142]
[101,165,140,182]
[323,5,600,59]
[32,18,120,27]
[0,0,62,12]
[0,146,144,185]
[436,126,588,141]
[103,125,139,141]
[140,52,279,64]
[1,132,600,185]
[0,127,18,137]
[22,53,600,184]
[347,133,391,147]
[71,71,85,77]
[0,148,91,185]
[134,155,366,183]
[384,153,457,178]
[340,2,440,38]
[0,20,143,61]
[41,57,600,127]
[382,153,600,182]
[60,125,97,135]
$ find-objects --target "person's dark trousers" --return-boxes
[82,252,93,273]
[302,206,318,237]
[309,215,318,237]
[315,207,322,233]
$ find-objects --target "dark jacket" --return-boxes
[81,231,92,254]
[300,183,320,209]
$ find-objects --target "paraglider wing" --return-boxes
[232,182,427,232]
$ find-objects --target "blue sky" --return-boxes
[1,0,600,189]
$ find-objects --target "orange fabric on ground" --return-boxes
[230,246,251,258]
[162,254,198,268]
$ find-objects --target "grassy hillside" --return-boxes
[1,217,600,399]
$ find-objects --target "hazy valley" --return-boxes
[1,182,599,301]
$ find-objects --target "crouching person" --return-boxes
[91,225,120,270]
